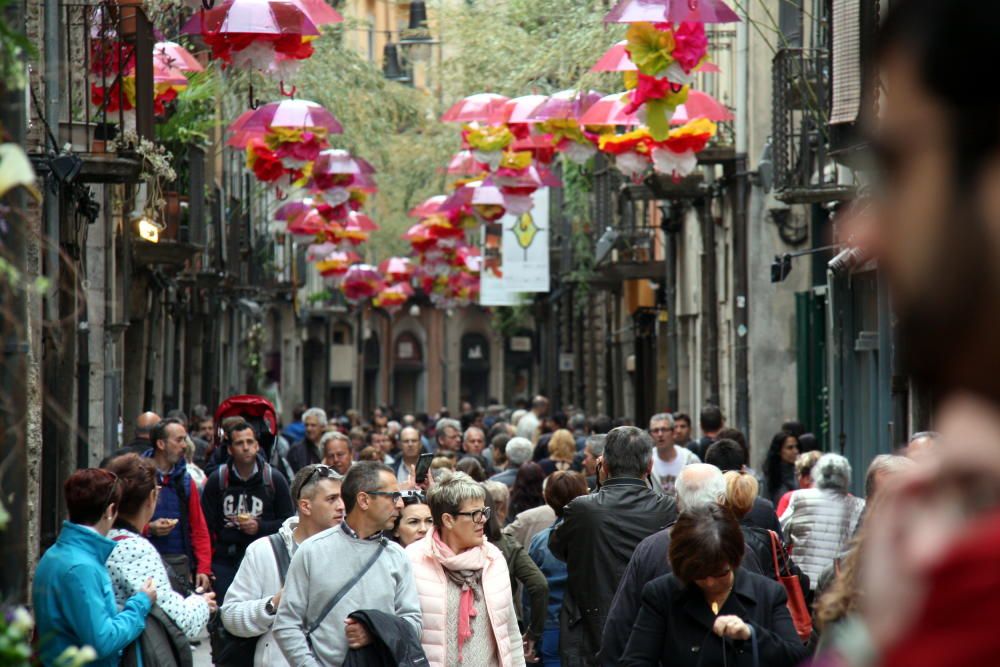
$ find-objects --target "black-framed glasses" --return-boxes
[102,471,120,510]
[452,506,492,524]
[365,490,404,503]
[298,464,338,501]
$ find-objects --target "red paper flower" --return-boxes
[624,73,674,115]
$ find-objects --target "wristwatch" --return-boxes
[265,597,277,615]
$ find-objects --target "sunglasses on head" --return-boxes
[297,464,338,501]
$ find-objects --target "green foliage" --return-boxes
[562,158,596,312]
[492,303,533,338]
[0,0,35,92]
[156,69,222,147]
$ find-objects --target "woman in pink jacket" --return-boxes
[406,471,527,667]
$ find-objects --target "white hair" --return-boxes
[675,466,727,512]
[504,437,534,466]
[814,453,852,492]
[303,407,328,424]
[319,431,349,449]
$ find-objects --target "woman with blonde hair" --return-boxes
[406,471,526,666]
[538,429,575,476]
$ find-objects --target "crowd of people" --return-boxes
[30,392,936,667]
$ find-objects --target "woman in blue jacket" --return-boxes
[33,468,157,667]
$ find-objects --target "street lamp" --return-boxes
[399,0,437,63]
[382,41,412,84]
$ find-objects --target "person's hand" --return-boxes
[400,465,419,490]
[238,516,260,535]
[271,587,283,609]
[195,573,212,592]
[148,518,177,537]
[141,578,157,605]
[344,618,372,648]
[713,615,750,641]
[200,590,218,613]
[523,635,539,663]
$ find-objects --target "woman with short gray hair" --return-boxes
[779,453,865,591]
[406,471,526,666]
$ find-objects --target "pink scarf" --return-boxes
[430,529,487,661]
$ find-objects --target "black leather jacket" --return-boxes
[549,477,677,657]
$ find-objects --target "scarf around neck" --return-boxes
[431,529,488,661]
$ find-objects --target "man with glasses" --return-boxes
[275,462,421,666]
[143,417,213,594]
[647,413,700,497]
[221,464,345,666]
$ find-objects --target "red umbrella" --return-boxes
[240,99,343,133]
[604,0,741,24]
[527,89,605,122]
[408,195,447,219]
[441,93,509,123]
[288,0,343,25]
[489,95,549,125]
[378,257,414,282]
[578,92,640,127]
[345,211,378,232]
[591,40,721,73]
[313,149,363,175]
[671,90,734,124]
[183,0,319,35]
[154,41,204,72]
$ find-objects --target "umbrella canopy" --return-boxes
[489,95,549,125]
[287,0,343,25]
[604,0,740,24]
[239,99,343,133]
[378,257,414,282]
[671,90,734,124]
[182,0,320,35]
[152,60,188,86]
[591,40,722,73]
[344,211,378,232]
[408,195,447,219]
[313,149,363,175]
[526,89,605,122]
[444,150,487,175]
[275,198,317,221]
[441,93,510,123]
[578,92,640,127]
[154,41,204,72]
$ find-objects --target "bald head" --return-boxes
[135,411,161,440]
[675,463,726,512]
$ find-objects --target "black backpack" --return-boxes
[209,533,291,666]
[120,605,193,667]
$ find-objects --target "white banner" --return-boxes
[479,188,550,306]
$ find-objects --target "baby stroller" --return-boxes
[204,394,278,477]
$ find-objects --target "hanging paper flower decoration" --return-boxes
[316,250,360,279]
[373,282,414,313]
[341,264,384,302]
[378,257,414,283]
[651,118,718,179]
[246,137,286,183]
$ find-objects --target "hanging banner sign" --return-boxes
[479,188,550,305]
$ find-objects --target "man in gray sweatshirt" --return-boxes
[273,462,421,666]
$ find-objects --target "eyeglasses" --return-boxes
[102,471,120,510]
[365,490,404,503]
[452,506,492,524]
[297,464,338,501]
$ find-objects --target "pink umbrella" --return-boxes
[313,149,363,175]
[287,0,343,25]
[275,198,317,220]
[444,150,487,175]
[154,41,204,72]
[578,92,640,127]
[671,90,734,124]
[489,95,549,125]
[604,0,741,24]
[526,89,605,122]
[354,156,376,175]
[591,40,721,73]
[240,99,343,133]
[351,172,378,193]
[345,211,378,232]
[408,195,447,219]
[182,0,320,36]
[378,257,414,282]
[441,93,510,123]
[152,60,188,86]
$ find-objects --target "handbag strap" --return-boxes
[767,530,789,578]
[306,537,387,638]
[749,624,759,667]
[269,533,291,585]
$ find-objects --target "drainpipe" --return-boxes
[44,0,61,322]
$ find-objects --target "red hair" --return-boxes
[65,468,121,525]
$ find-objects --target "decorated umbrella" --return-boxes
[305,240,339,260]
[341,264,384,302]
[286,208,337,239]
[444,150,487,176]
[154,41,204,72]
[378,257,414,283]
[579,92,641,127]
[340,211,378,245]
[287,0,343,25]
[316,250,360,278]
[527,89,604,122]
[489,94,549,125]
[670,90,734,124]
[591,40,721,73]
[226,109,260,147]
[604,0,741,24]
[238,99,342,133]
[181,0,321,68]
[441,93,509,123]
[275,197,317,221]
[373,281,414,313]
[651,118,718,178]
[408,195,447,219]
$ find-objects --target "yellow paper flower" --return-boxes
[465,125,514,152]
[626,22,677,76]
[500,151,533,170]
[599,128,653,155]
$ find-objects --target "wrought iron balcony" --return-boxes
[771,47,855,204]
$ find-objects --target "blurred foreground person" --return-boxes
[619,505,808,666]
[830,2,1000,664]
[33,469,156,666]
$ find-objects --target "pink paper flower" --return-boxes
[673,22,708,73]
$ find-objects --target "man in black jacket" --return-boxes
[549,426,677,665]
[704,439,782,534]
[201,421,295,602]
[286,407,327,473]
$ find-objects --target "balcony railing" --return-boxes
[35,2,154,157]
[772,47,855,204]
